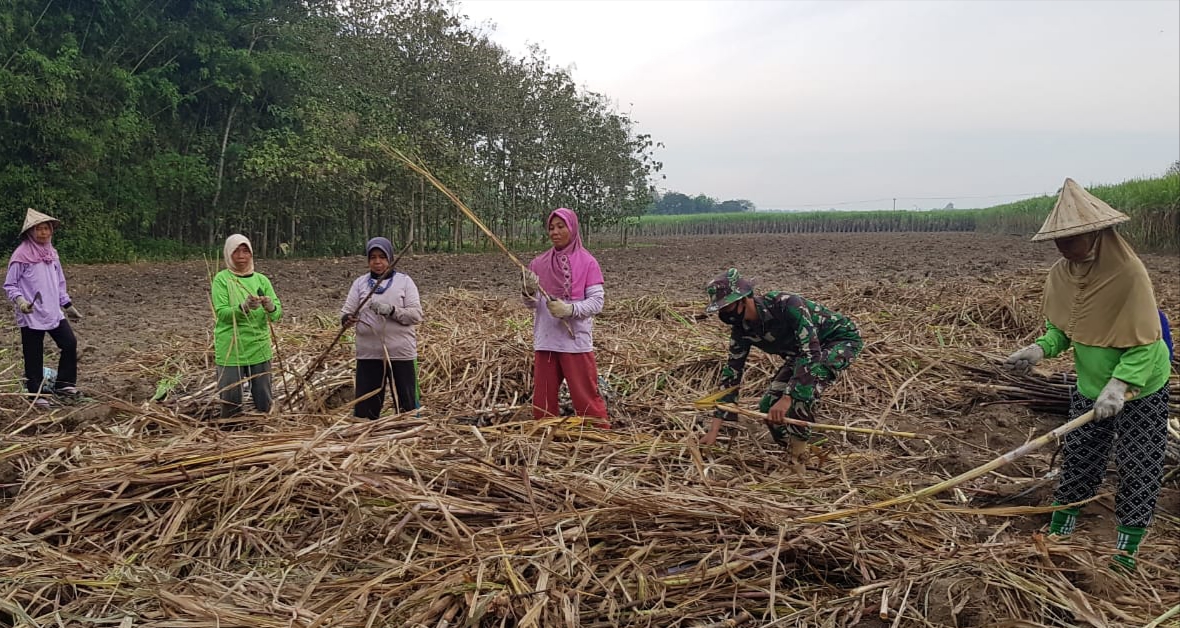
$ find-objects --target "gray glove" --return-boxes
[259,296,276,313]
[370,301,394,317]
[15,296,33,314]
[1003,344,1044,375]
[521,269,541,298]
[1093,378,1128,420]
[239,296,261,314]
[63,304,83,321]
[546,298,574,319]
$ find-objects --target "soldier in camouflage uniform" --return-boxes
[704,268,863,461]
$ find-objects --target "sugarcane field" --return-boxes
[4,1,1180,627]
[0,229,1176,627]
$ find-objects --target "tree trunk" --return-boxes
[208,101,238,246]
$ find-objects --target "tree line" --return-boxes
[646,192,755,215]
[0,0,662,261]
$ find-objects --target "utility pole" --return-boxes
[892,198,896,211]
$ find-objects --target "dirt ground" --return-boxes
[0,231,1171,393]
[14,231,1173,375]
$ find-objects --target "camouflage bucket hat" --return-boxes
[705,268,754,313]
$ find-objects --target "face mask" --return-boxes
[718,301,743,325]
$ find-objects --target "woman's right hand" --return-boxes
[15,296,33,314]
[1003,344,1044,375]
[521,269,540,298]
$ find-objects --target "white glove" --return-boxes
[521,269,540,298]
[370,301,394,317]
[15,296,33,314]
[63,304,83,321]
[546,298,574,319]
[1003,344,1044,375]
[1093,378,1129,420]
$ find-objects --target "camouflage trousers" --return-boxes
[759,337,862,445]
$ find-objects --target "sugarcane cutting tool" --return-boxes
[694,386,739,445]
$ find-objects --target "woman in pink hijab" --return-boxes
[521,208,609,427]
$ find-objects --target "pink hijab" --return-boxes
[528,208,603,300]
[10,232,59,265]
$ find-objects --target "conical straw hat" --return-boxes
[1031,178,1128,241]
[20,208,60,235]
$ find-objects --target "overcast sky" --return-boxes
[457,0,1179,210]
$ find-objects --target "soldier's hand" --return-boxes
[767,396,793,424]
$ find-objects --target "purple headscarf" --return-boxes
[10,231,59,265]
[528,208,604,301]
[366,237,393,263]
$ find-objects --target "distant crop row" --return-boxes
[609,174,1178,252]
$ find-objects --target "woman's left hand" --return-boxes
[546,298,574,319]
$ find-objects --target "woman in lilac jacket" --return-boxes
[5,209,84,407]
[341,237,423,419]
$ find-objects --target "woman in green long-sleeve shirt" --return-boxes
[1004,179,1170,572]
[212,234,282,417]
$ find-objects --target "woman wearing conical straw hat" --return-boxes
[4,209,85,408]
[1003,178,1172,572]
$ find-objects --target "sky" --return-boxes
[457,0,1180,211]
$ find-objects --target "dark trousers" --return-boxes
[21,322,77,394]
[216,362,273,417]
[1054,386,1169,528]
[355,359,418,419]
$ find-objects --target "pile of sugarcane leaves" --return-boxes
[1,275,1178,627]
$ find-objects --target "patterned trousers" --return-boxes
[761,337,863,444]
[1053,386,1170,528]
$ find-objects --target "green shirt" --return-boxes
[212,269,282,366]
[1035,319,1170,400]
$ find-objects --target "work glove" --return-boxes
[260,296,276,313]
[546,298,574,319]
[15,296,33,314]
[1093,378,1129,420]
[63,303,83,321]
[240,295,261,314]
[341,313,357,328]
[521,269,540,299]
[1003,344,1044,375]
[370,301,394,317]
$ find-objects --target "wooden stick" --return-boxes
[379,142,575,337]
[1143,602,1180,628]
[714,404,928,439]
[798,402,1109,523]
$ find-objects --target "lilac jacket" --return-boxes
[5,259,71,330]
[525,284,605,353]
[342,272,423,360]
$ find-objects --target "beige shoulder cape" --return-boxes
[1042,229,1160,348]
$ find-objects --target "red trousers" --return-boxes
[532,350,609,424]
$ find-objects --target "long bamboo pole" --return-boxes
[379,142,573,337]
[798,403,1108,523]
[713,404,928,439]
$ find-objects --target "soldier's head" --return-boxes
[705,268,756,325]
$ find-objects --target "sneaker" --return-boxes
[55,386,81,397]
[32,397,51,409]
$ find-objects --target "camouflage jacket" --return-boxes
[719,292,860,403]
